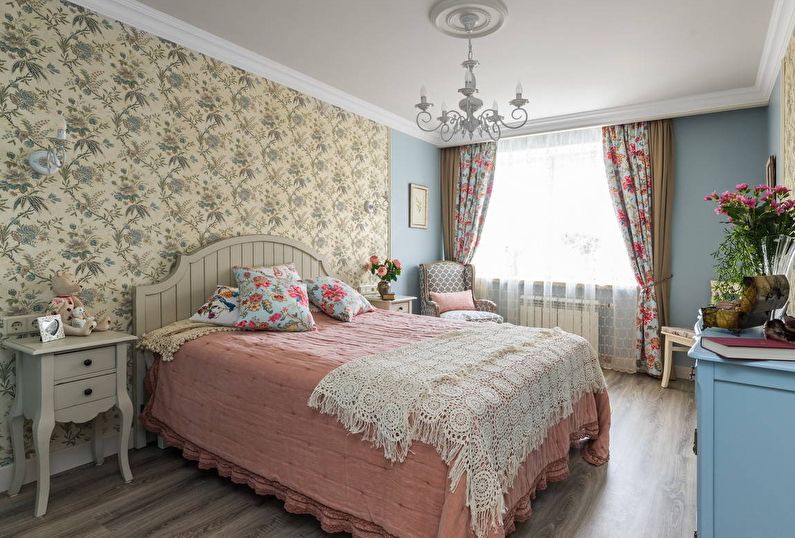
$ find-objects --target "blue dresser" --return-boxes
[689,327,795,538]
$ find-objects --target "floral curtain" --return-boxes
[602,123,661,375]
[454,142,497,264]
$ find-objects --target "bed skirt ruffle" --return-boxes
[141,412,606,537]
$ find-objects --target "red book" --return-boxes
[701,336,795,361]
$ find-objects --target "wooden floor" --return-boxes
[0,371,696,538]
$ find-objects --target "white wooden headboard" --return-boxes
[131,234,330,447]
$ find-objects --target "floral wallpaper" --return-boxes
[782,32,795,308]
[0,0,389,467]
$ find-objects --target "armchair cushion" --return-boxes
[440,310,503,323]
[430,290,475,314]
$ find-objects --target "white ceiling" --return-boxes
[83,0,792,145]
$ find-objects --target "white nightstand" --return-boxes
[3,330,137,517]
[368,295,417,314]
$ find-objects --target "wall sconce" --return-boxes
[28,116,68,175]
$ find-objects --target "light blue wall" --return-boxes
[670,107,769,366]
[390,130,442,309]
[389,110,773,369]
[769,71,781,179]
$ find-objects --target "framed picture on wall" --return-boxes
[409,184,429,229]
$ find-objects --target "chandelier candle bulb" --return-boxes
[56,116,68,141]
[491,100,498,112]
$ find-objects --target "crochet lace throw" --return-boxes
[308,324,606,538]
[137,319,239,361]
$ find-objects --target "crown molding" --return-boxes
[437,86,770,147]
[71,0,795,148]
[69,0,440,145]
[757,0,795,98]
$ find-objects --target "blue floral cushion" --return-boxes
[233,268,315,331]
[189,285,240,326]
[305,277,374,322]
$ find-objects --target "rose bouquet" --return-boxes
[705,183,795,300]
[368,255,402,299]
[368,255,402,282]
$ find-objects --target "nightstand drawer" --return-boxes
[54,373,116,410]
[390,302,409,313]
[54,347,115,382]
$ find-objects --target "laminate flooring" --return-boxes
[0,370,696,538]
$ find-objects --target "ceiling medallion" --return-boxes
[416,0,528,142]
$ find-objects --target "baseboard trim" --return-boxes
[0,434,123,494]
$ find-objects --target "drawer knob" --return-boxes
[84,388,93,396]
[83,359,93,367]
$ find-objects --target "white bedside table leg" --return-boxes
[92,414,105,466]
[117,392,133,483]
[32,408,54,517]
[116,343,133,483]
[8,353,25,497]
[8,413,26,496]
[33,354,55,517]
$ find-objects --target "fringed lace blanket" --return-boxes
[308,324,606,538]
[137,319,239,361]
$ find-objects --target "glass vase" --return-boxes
[761,235,795,276]
[377,280,392,299]
[761,235,795,318]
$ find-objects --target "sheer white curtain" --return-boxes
[473,128,638,372]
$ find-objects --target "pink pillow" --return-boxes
[430,290,475,313]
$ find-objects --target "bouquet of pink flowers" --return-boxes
[705,183,795,300]
[368,255,402,282]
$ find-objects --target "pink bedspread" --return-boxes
[141,310,610,537]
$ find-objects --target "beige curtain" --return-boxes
[649,119,674,328]
[441,147,459,261]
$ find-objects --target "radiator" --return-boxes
[519,296,600,351]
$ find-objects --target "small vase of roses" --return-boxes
[368,255,402,300]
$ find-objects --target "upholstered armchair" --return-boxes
[418,261,503,323]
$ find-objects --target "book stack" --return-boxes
[701,336,795,361]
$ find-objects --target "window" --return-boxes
[473,127,635,286]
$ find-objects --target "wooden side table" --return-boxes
[3,330,137,517]
[367,295,417,314]
[660,326,696,388]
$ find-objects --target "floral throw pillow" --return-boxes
[305,277,374,322]
[189,285,240,326]
[233,267,315,331]
[234,263,301,281]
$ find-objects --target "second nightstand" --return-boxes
[368,295,417,314]
[3,330,137,517]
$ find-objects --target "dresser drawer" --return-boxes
[54,373,116,410]
[54,347,115,382]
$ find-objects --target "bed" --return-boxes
[133,234,611,537]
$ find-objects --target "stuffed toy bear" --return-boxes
[71,306,89,328]
[46,270,111,336]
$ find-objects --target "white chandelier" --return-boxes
[415,0,528,142]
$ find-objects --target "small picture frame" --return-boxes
[37,314,65,343]
[409,183,429,229]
